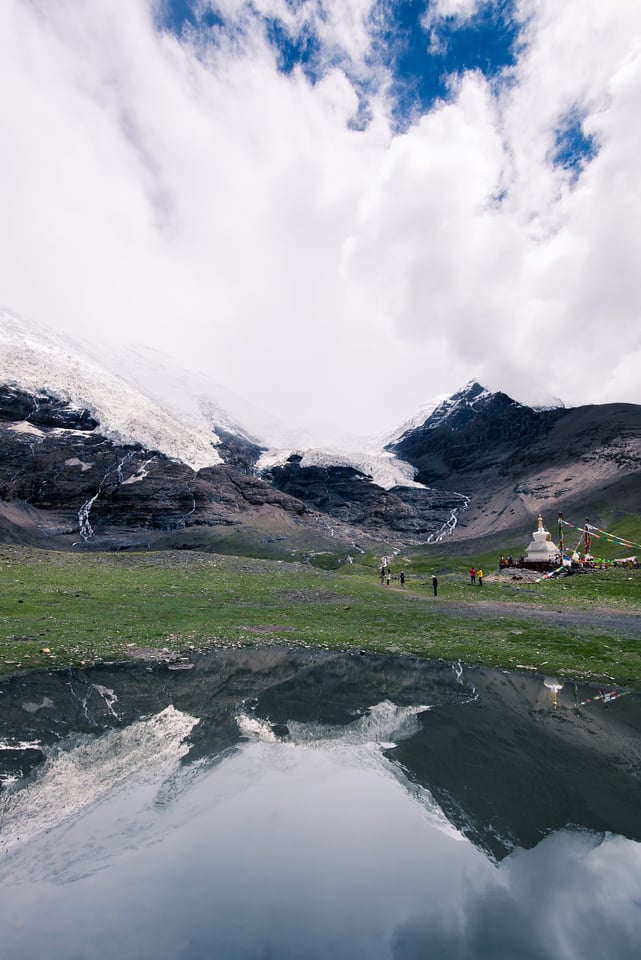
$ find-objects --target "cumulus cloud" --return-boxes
[0,0,640,446]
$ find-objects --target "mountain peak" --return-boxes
[390,383,510,443]
[427,381,494,426]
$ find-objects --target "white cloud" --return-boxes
[313,0,377,66]
[424,0,483,24]
[0,0,640,448]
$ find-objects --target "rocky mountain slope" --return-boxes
[0,385,305,549]
[0,381,466,556]
[387,382,641,540]
[0,312,468,556]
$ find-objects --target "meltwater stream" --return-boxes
[1,649,640,960]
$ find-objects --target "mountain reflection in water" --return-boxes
[1,649,640,960]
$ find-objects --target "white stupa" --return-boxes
[525,515,561,565]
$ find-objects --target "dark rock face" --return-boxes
[211,427,264,473]
[0,385,99,431]
[264,456,468,539]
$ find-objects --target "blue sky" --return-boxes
[160,0,592,173]
[1,0,640,447]
[161,1,524,128]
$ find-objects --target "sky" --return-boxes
[1,0,640,449]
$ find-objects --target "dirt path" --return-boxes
[420,597,641,637]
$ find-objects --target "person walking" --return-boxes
[432,575,438,596]
[469,566,476,584]
[400,570,406,589]
[477,568,484,587]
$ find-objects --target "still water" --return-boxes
[1,649,640,959]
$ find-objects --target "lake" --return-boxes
[1,648,640,959]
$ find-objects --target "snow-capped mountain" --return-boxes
[390,381,517,444]
[388,381,566,446]
[2,310,640,554]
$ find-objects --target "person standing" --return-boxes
[432,575,438,596]
[477,568,484,587]
[469,566,476,584]
[400,570,406,589]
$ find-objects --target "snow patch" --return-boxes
[7,421,45,437]
[121,457,156,485]
[64,457,94,471]
[532,397,565,412]
[98,343,266,447]
[257,447,426,491]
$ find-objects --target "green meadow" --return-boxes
[1,543,639,685]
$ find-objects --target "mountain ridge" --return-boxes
[387,382,641,541]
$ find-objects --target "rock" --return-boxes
[0,385,98,431]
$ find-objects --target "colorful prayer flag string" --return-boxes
[559,519,640,552]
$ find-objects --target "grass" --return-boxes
[0,544,640,686]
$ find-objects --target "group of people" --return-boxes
[378,561,483,591]
[379,563,410,590]
[379,560,437,594]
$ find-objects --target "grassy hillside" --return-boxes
[1,544,639,686]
